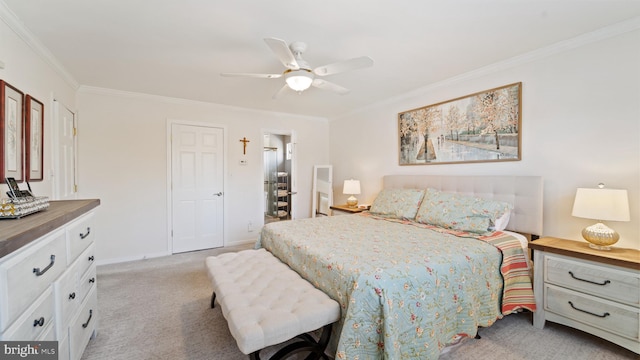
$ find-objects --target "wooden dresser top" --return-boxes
[0,199,100,258]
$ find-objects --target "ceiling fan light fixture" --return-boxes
[285,69,313,91]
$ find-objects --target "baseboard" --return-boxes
[226,238,258,248]
[96,251,170,266]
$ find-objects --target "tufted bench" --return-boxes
[205,248,340,360]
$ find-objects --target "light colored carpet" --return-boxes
[81,245,638,360]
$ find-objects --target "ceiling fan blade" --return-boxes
[313,56,374,76]
[311,79,350,95]
[220,73,282,79]
[272,84,290,99]
[264,38,299,70]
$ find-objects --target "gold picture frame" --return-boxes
[399,82,522,165]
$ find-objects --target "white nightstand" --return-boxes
[530,237,639,354]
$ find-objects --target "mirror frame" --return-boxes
[311,165,333,218]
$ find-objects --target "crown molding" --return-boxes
[78,85,327,121]
[0,0,79,89]
[398,16,640,103]
[332,16,640,121]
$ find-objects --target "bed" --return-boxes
[256,175,543,359]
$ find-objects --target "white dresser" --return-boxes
[0,199,100,360]
[530,237,640,354]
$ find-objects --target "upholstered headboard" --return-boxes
[383,175,543,236]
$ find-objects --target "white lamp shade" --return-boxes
[285,70,313,91]
[343,179,361,195]
[572,188,630,222]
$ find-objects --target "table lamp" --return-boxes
[571,184,630,250]
[343,179,361,208]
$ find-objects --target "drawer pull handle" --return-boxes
[80,227,91,239]
[69,292,76,300]
[88,255,95,262]
[568,271,611,286]
[33,255,56,276]
[568,301,610,318]
[89,277,96,284]
[33,317,45,327]
[82,309,93,329]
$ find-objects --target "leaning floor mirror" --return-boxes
[312,165,333,217]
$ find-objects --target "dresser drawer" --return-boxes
[0,230,67,332]
[545,254,640,306]
[58,332,70,360]
[545,284,639,341]
[69,289,97,360]
[39,323,55,341]
[76,243,96,280]
[54,259,81,333]
[0,287,55,340]
[55,243,97,333]
[78,265,97,304]
[67,213,95,264]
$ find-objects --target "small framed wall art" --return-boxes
[1,80,25,182]
[25,95,44,181]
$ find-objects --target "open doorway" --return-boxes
[263,132,294,224]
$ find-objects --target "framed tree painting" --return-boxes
[25,95,44,181]
[1,80,24,182]
[399,82,522,165]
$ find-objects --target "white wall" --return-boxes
[329,29,640,249]
[3,2,637,262]
[76,88,329,263]
[2,3,331,265]
[0,7,77,197]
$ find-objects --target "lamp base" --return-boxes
[346,196,358,208]
[581,222,619,251]
[588,243,613,251]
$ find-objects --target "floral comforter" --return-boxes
[256,213,535,359]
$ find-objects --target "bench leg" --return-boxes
[211,291,216,309]
[475,325,483,339]
[250,323,333,360]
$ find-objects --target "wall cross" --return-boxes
[239,137,250,155]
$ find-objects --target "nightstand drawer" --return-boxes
[545,284,639,341]
[545,254,640,306]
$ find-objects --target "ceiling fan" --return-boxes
[221,38,374,99]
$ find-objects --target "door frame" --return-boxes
[262,128,297,220]
[166,119,228,253]
[51,98,78,200]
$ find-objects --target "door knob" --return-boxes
[213,192,223,196]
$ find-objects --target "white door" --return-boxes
[53,100,76,200]
[171,124,224,253]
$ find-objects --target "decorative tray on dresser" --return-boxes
[530,237,640,354]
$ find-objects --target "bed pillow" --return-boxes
[415,188,513,234]
[369,188,425,220]
[489,210,511,231]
